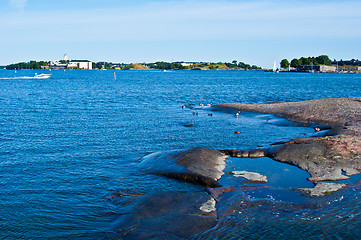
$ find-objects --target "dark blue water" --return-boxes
[0,70,360,239]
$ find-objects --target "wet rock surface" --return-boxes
[298,182,347,197]
[115,183,355,239]
[231,171,268,182]
[125,97,361,238]
[267,138,361,181]
[220,149,266,158]
[215,98,361,182]
[139,147,228,187]
[120,192,217,239]
[215,98,361,129]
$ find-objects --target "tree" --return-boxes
[155,61,169,70]
[6,60,48,70]
[316,55,332,65]
[311,57,319,66]
[290,58,300,68]
[280,59,289,69]
[300,57,311,66]
[104,62,113,69]
[39,61,49,67]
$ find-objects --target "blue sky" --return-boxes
[1,0,361,68]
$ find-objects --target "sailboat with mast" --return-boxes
[273,61,279,73]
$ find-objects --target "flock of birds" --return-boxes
[181,104,242,132]
[182,103,321,134]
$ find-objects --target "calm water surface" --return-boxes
[0,70,361,239]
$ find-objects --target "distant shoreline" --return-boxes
[3,68,360,74]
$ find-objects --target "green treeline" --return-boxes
[6,59,261,71]
[335,59,361,67]
[224,60,261,70]
[5,57,358,71]
[6,61,50,70]
[92,62,150,70]
[146,62,185,70]
[280,55,332,69]
[143,60,261,70]
[104,60,261,70]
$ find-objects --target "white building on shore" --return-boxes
[48,57,93,70]
[67,60,92,70]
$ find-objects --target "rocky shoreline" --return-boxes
[121,98,361,238]
[215,98,361,182]
[137,98,361,199]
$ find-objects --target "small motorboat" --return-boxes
[33,73,52,79]
[18,73,52,79]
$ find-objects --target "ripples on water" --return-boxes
[0,70,360,239]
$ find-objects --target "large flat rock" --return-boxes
[139,147,228,187]
[215,98,361,181]
[216,98,361,130]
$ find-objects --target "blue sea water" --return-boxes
[0,70,361,239]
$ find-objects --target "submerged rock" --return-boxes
[139,147,228,187]
[231,171,268,182]
[298,182,347,197]
[120,191,217,239]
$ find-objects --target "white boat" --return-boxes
[18,73,52,79]
[33,73,52,79]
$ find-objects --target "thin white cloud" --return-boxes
[9,0,27,10]
[2,0,361,43]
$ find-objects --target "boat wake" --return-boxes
[0,73,51,80]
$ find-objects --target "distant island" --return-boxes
[279,55,361,73]
[5,59,262,71]
[4,54,360,73]
[93,61,262,71]
[4,54,261,71]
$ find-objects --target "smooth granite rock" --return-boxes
[215,98,361,181]
[231,171,268,182]
[298,182,347,197]
[139,147,228,187]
